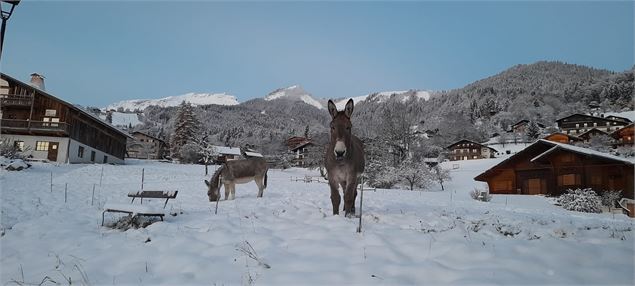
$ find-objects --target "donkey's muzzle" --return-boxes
[335,150,346,160]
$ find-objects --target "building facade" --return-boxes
[556,114,631,136]
[447,139,497,161]
[1,73,130,164]
[475,140,634,199]
[126,131,168,159]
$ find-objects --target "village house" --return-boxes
[543,132,583,144]
[126,131,168,160]
[213,145,242,163]
[611,123,634,147]
[286,136,313,166]
[509,119,546,134]
[577,128,611,142]
[1,73,130,164]
[556,113,631,136]
[474,139,634,199]
[446,139,498,161]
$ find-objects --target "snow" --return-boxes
[213,145,242,156]
[264,85,324,109]
[244,151,263,158]
[605,110,635,122]
[106,92,239,111]
[531,139,635,164]
[336,90,431,109]
[1,159,633,285]
[99,112,142,127]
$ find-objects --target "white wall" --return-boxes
[2,135,69,163]
[68,139,124,164]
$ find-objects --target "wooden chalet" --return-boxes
[543,132,583,144]
[213,145,242,163]
[556,114,631,136]
[578,128,611,142]
[446,139,497,161]
[510,120,546,134]
[474,140,634,199]
[611,123,634,147]
[286,136,313,166]
[1,73,130,164]
[127,131,168,160]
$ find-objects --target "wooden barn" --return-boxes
[447,139,497,161]
[474,140,634,199]
[126,131,168,160]
[611,123,634,147]
[1,73,131,164]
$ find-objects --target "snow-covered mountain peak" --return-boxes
[105,92,238,111]
[264,85,324,109]
[335,89,431,109]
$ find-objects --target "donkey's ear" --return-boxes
[327,100,338,118]
[344,99,354,118]
[204,180,210,187]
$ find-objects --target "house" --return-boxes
[286,136,313,166]
[126,131,168,159]
[543,132,583,144]
[474,140,634,199]
[611,123,634,147]
[1,73,130,164]
[556,114,631,136]
[510,120,546,134]
[577,128,611,142]
[242,147,263,159]
[213,146,242,163]
[446,139,497,161]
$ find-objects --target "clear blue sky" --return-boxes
[1,1,633,107]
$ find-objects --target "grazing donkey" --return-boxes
[325,99,365,217]
[205,158,268,202]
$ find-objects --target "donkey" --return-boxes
[325,99,365,217]
[205,157,268,202]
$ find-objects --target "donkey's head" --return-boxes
[204,178,221,202]
[327,99,355,161]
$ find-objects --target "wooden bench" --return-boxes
[102,190,178,226]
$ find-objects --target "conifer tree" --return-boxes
[170,101,201,160]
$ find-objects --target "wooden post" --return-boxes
[91,184,96,206]
[141,168,145,190]
[64,183,68,203]
[50,172,53,192]
[215,196,220,215]
[99,166,104,186]
[357,177,364,233]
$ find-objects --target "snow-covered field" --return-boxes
[1,159,633,285]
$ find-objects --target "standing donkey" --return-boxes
[325,99,365,217]
[205,157,268,201]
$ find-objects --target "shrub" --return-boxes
[600,190,622,211]
[470,187,492,202]
[557,188,602,213]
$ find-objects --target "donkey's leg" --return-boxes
[255,176,265,198]
[230,184,236,200]
[329,181,341,215]
[224,183,231,200]
[343,181,357,217]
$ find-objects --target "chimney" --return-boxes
[30,73,45,90]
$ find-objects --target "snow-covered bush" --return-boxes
[600,190,622,212]
[0,157,31,171]
[371,165,400,189]
[470,187,492,202]
[557,188,602,213]
[178,142,202,164]
[0,138,30,160]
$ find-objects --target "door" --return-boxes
[47,142,59,161]
[525,178,546,195]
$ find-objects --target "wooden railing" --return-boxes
[0,119,70,134]
[0,94,33,106]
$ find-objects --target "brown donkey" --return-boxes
[325,99,365,217]
[205,157,268,202]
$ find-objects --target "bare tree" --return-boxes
[397,158,433,190]
[431,164,452,191]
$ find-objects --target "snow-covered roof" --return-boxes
[530,139,634,165]
[244,151,263,158]
[604,110,635,122]
[214,146,242,156]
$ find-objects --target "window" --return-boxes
[583,123,587,127]
[14,141,24,151]
[78,146,84,158]
[472,156,478,159]
[558,174,581,186]
[35,141,49,151]
[140,139,144,142]
[45,109,57,116]
[593,122,597,127]
[90,151,96,162]
[103,156,108,164]
[575,123,579,128]
[472,149,478,153]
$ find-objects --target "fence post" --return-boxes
[141,168,145,190]
[64,183,68,203]
[50,172,53,193]
[100,166,104,186]
[91,184,96,206]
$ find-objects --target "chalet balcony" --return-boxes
[0,94,33,107]
[0,119,70,136]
